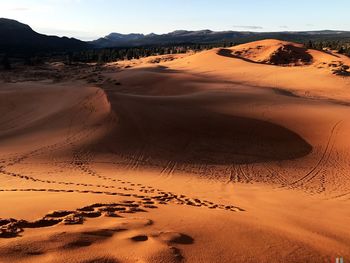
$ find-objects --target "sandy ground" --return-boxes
[0,39,350,263]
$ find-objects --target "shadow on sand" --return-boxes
[96,91,312,165]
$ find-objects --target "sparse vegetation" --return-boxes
[0,43,236,66]
[305,40,350,57]
[70,43,236,63]
[3,39,350,68]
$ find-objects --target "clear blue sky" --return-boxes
[1,0,349,40]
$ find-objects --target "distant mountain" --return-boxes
[2,17,350,53]
[93,32,146,48]
[91,29,350,48]
[0,18,90,54]
[91,30,252,48]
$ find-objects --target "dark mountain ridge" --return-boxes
[0,18,89,54]
[91,29,350,48]
[1,18,350,54]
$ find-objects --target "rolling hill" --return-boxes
[91,29,350,48]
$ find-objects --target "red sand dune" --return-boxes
[0,39,350,262]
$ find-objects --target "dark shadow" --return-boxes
[333,69,350,77]
[81,230,116,238]
[170,233,194,245]
[95,92,312,165]
[81,257,119,263]
[217,48,263,64]
[131,235,148,242]
[141,65,182,74]
[318,49,340,58]
[217,47,313,66]
[63,239,92,249]
[272,88,300,98]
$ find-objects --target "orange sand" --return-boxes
[0,39,350,262]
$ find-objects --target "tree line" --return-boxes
[67,42,236,64]
[305,40,350,56]
[2,40,350,70]
[1,42,235,69]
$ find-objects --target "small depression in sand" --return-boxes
[96,92,312,165]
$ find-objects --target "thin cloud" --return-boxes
[232,25,263,30]
[36,27,99,40]
[10,7,30,11]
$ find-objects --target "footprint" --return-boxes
[45,210,75,218]
[169,246,184,261]
[130,235,148,242]
[0,222,22,238]
[77,211,102,218]
[78,256,118,263]
[62,214,84,225]
[63,239,92,249]
[157,232,194,245]
[18,218,62,228]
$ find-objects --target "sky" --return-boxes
[0,0,349,40]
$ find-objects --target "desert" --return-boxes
[1,35,350,262]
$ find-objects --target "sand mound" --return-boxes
[218,39,313,66]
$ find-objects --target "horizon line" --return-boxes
[1,17,350,41]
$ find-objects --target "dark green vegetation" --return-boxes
[306,40,350,56]
[18,39,350,66]
[70,43,233,63]
[90,30,350,49]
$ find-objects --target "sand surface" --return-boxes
[1,39,350,262]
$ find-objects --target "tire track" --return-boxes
[289,120,342,188]
[263,165,288,186]
[227,164,238,183]
[237,164,251,183]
